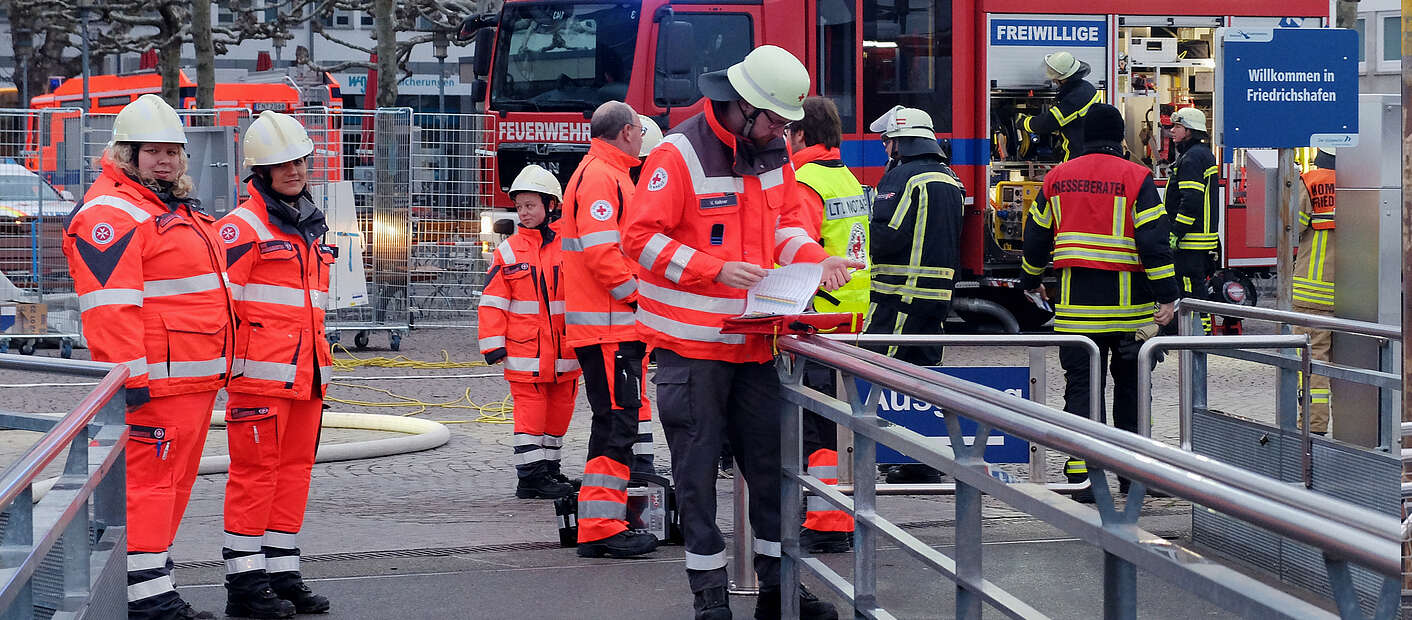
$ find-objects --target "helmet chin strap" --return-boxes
[736,100,764,138]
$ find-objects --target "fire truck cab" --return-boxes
[462,0,1330,328]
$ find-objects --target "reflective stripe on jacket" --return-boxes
[1166,140,1220,251]
[219,183,334,398]
[793,145,870,315]
[622,106,830,363]
[1021,151,1179,334]
[63,157,236,401]
[869,157,965,315]
[1293,167,1336,309]
[478,225,581,382]
[560,138,642,346]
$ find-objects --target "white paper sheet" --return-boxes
[741,262,823,316]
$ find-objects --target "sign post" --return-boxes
[1215,27,1358,309]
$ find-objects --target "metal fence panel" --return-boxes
[409,113,494,328]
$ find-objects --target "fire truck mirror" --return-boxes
[470,79,487,104]
[659,21,697,78]
[473,29,495,77]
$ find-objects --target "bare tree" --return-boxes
[3,0,85,107]
[192,0,215,111]
[306,1,476,106]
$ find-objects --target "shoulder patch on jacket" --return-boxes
[74,227,138,286]
[589,199,614,221]
[218,222,241,244]
[647,168,668,191]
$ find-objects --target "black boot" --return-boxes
[1065,458,1095,504]
[576,529,659,558]
[225,571,295,619]
[799,528,853,554]
[884,463,941,484]
[754,585,838,620]
[694,586,732,620]
[546,462,582,490]
[517,472,575,499]
[173,600,217,619]
[269,571,331,614]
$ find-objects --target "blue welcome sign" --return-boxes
[856,366,1032,464]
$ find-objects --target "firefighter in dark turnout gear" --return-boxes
[1017,51,1102,162]
[866,105,964,485]
[866,105,965,368]
[1164,107,1220,335]
[1021,104,1179,501]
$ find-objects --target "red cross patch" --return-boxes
[589,199,614,222]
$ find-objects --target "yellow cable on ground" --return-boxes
[326,383,515,424]
[326,347,515,424]
[330,345,490,371]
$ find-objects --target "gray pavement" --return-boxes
[0,322,1304,618]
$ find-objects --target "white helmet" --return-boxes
[508,164,562,203]
[639,114,663,157]
[243,110,315,168]
[110,94,187,146]
[1171,107,1207,132]
[1043,51,1082,81]
[869,105,935,140]
[699,45,810,121]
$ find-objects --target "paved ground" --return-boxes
[0,319,1311,618]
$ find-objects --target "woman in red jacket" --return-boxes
[477,165,582,499]
[216,111,334,619]
[63,94,236,620]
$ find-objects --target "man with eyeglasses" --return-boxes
[623,45,852,620]
[865,105,965,484]
[559,100,660,559]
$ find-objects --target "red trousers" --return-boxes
[509,379,578,477]
[127,390,219,553]
[802,448,854,532]
[223,393,323,537]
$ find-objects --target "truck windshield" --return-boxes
[491,3,642,113]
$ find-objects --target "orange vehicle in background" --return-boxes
[27,70,345,188]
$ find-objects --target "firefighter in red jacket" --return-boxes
[623,45,854,620]
[559,101,663,558]
[63,94,235,620]
[478,165,583,499]
[217,111,334,619]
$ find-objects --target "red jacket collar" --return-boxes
[790,144,841,168]
[704,103,738,150]
[99,156,165,211]
[587,138,642,171]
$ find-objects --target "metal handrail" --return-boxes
[822,333,1102,422]
[0,364,127,514]
[779,335,1400,574]
[1135,334,1311,450]
[0,354,129,617]
[1177,298,1401,340]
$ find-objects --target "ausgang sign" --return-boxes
[1218,28,1359,148]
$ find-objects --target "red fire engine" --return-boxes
[461,0,1329,327]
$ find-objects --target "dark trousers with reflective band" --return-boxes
[575,341,649,542]
[653,348,782,593]
[1058,332,1142,436]
[127,390,220,617]
[1173,250,1213,334]
[864,302,945,366]
[801,363,853,532]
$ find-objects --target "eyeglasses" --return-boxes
[740,102,790,129]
